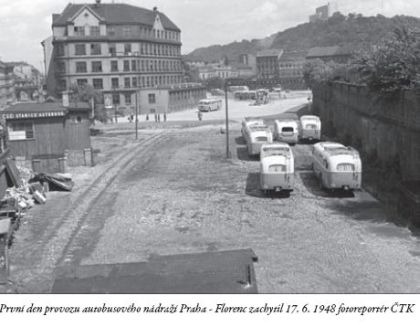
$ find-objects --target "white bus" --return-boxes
[260,143,294,194]
[299,115,321,141]
[312,142,362,191]
[198,98,223,112]
[241,117,265,138]
[246,125,273,156]
[274,120,299,145]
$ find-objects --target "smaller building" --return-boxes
[2,100,92,173]
[138,83,206,115]
[306,46,352,63]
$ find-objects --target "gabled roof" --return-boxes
[52,3,180,31]
[257,49,283,58]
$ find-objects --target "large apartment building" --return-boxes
[46,0,184,108]
[0,61,15,109]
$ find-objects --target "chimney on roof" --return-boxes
[95,0,101,5]
[153,6,158,12]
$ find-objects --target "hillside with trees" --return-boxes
[185,13,420,62]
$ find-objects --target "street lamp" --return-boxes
[224,79,231,159]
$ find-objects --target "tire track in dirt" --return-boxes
[11,131,171,293]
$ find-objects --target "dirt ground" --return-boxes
[2,95,420,293]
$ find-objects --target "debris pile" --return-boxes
[1,159,75,280]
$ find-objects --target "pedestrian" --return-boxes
[197,110,203,121]
[130,113,134,122]
[164,113,167,122]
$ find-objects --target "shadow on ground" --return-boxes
[299,172,355,199]
[236,146,259,162]
[245,172,291,199]
[235,136,246,145]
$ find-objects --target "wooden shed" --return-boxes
[1,101,92,173]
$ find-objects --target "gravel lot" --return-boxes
[2,93,419,293]
[80,126,420,293]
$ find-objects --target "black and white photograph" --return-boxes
[0,0,419,319]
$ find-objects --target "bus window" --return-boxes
[337,163,355,171]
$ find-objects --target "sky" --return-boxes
[0,0,419,71]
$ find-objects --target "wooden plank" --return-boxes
[5,159,22,188]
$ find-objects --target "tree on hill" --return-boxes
[353,26,420,93]
[186,14,420,63]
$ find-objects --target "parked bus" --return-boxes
[241,117,265,138]
[312,142,362,191]
[274,120,299,145]
[299,115,321,141]
[246,125,273,156]
[198,98,223,112]
[260,143,294,194]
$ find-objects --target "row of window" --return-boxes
[107,25,180,41]
[72,25,180,41]
[57,59,182,74]
[110,75,183,88]
[65,74,184,91]
[56,42,181,57]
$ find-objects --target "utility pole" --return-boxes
[135,90,139,140]
[224,79,231,159]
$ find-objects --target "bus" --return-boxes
[246,125,273,156]
[198,99,223,112]
[299,115,321,141]
[241,117,265,138]
[260,143,294,194]
[274,120,299,145]
[312,142,362,191]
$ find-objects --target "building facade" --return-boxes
[46,0,184,111]
[0,61,15,109]
[306,46,352,63]
[278,51,307,89]
[256,49,283,81]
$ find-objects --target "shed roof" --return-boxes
[53,3,180,31]
[51,249,258,294]
[2,102,90,114]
